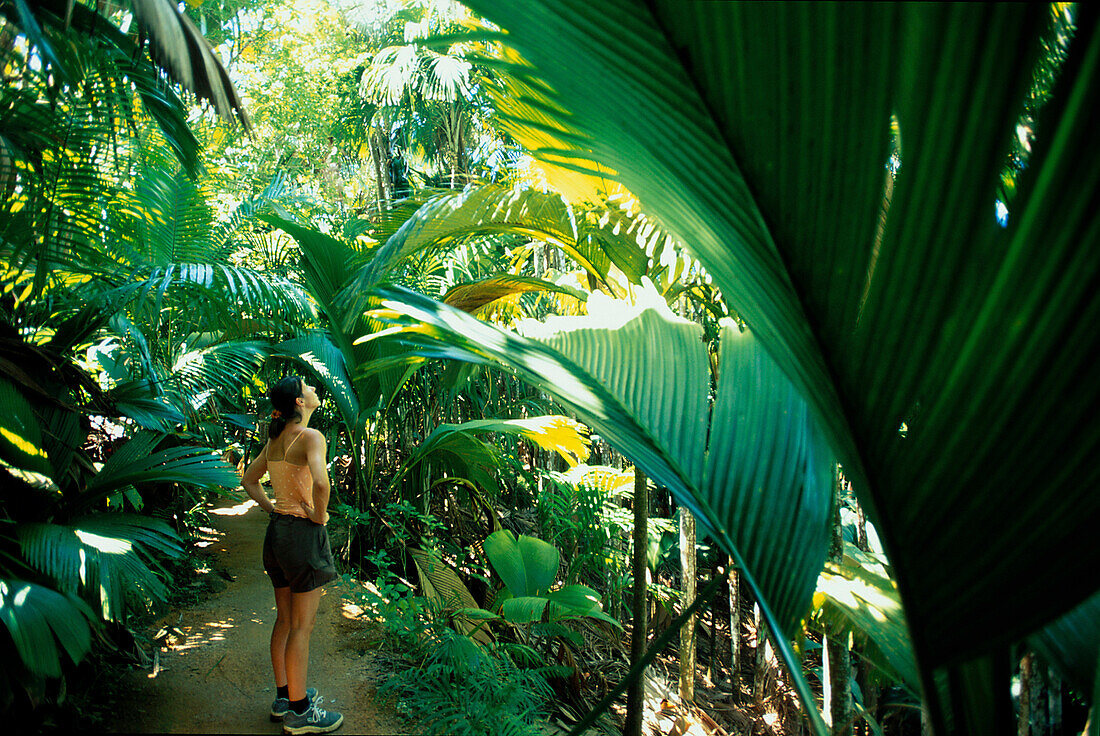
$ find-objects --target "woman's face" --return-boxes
[298,381,321,410]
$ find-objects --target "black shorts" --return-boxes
[263,513,337,593]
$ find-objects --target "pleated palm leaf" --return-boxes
[360,16,486,187]
[1,0,249,133]
[17,514,184,622]
[404,2,1100,730]
[260,217,412,503]
[343,182,669,313]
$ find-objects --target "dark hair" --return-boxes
[267,376,303,440]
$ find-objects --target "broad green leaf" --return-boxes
[546,585,622,629]
[342,183,665,314]
[274,332,361,433]
[1029,589,1100,698]
[84,432,239,500]
[18,514,183,622]
[500,596,549,625]
[112,395,188,433]
[264,214,412,419]
[442,274,588,315]
[388,422,502,496]
[0,579,95,677]
[813,544,919,694]
[484,530,560,597]
[447,416,590,467]
[381,284,831,632]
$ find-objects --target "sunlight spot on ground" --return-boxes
[206,620,235,628]
[210,499,257,516]
[341,601,366,619]
[171,618,239,651]
[193,541,213,548]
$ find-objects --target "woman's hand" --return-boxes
[301,501,328,525]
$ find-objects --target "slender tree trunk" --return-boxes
[753,602,768,702]
[1047,667,1062,736]
[625,467,649,736]
[1019,652,1034,736]
[921,705,935,736]
[370,126,391,204]
[1033,662,1048,736]
[707,561,717,685]
[728,557,741,704]
[824,465,853,735]
[824,632,852,736]
[679,508,697,704]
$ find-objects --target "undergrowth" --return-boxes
[345,577,561,736]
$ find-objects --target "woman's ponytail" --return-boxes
[267,376,304,440]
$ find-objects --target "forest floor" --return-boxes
[84,495,410,735]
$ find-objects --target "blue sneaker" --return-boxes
[282,700,343,734]
[270,687,318,721]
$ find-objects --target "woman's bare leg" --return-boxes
[271,586,292,687]
[285,587,323,702]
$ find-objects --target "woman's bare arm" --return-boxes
[303,430,331,524]
[242,447,276,513]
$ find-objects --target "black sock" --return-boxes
[277,685,289,700]
[289,697,310,715]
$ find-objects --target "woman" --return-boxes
[242,376,343,734]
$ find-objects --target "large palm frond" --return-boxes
[263,216,415,419]
[459,3,1100,728]
[167,338,269,416]
[3,0,249,131]
[342,183,666,310]
[81,431,239,508]
[121,263,318,336]
[0,0,205,176]
[273,331,361,432]
[0,578,95,678]
[18,513,183,622]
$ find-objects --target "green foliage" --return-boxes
[409,2,1100,728]
[18,514,184,623]
[481,530,620,632]
[379,628,555,736]
[377,281,832,724]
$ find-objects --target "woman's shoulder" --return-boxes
[288,426,325,447]
[299,427,326,445]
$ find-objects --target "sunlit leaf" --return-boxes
[0,579,95,677]
[0,378,51,476]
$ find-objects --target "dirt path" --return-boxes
[100,496,409,734]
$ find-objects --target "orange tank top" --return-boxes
[268,431,313,518]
